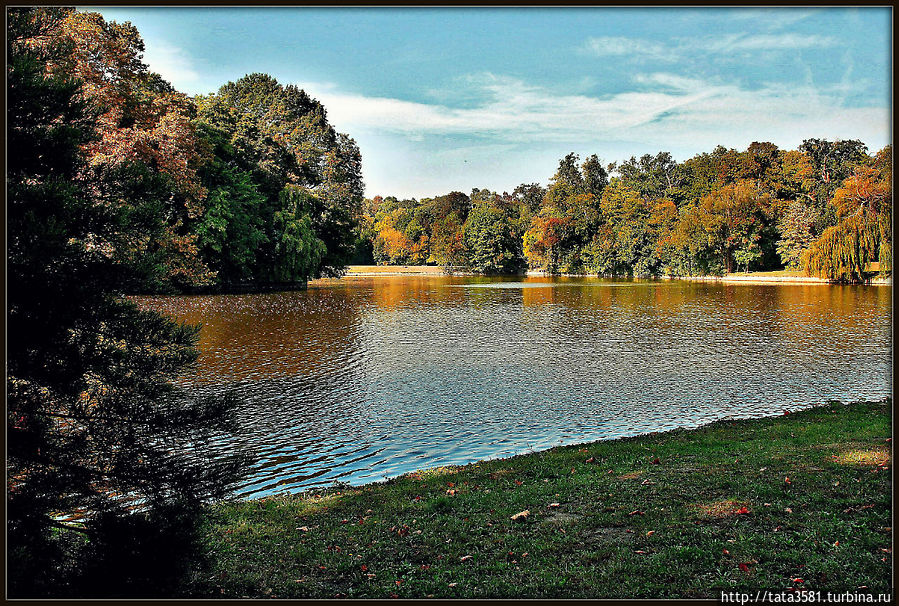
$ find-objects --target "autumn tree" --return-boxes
[49,9,215,290]
[695,181,771,273]
[802,146,892,282]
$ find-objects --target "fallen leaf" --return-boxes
[646,530,655,536]
[793,578,804,583]
[514,480,523,486]
[298,526,309,532]
[722,549,730,555]
[735,506,750,515]
[511,510,530,521]
[785,507,793,514]
[763,503,771,507]
[585,457,596,464]
[739,562,751,573]
[361,565,368,572]
[628,510,645,516]
[547,502,561,508]
[634,550,646,554]
[395,580,403,587]
[880,547,892,554]
[446,489,456,495]
[460,555,473,561]
[833,541,839,547]
[447,482,455,488]
[785,477,791,485]
[652,457,661,465]
[448,583,457,587]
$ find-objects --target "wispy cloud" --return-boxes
[705,33,837,52]
[725,8,819,31]
[580,32,837,61]
[582,37,670,60]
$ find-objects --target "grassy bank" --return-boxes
[187,401,892,599]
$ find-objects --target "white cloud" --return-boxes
[141,41,200,87]
[297,71,889,169]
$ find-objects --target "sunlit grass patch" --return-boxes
[691,500,752,519]
[618,471,645,480]
[488,468,516,479]
[833,447,891,467]
[416,465,463,479]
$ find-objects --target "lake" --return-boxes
[134,276,892,499]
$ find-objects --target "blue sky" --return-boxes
[85,7,891,199]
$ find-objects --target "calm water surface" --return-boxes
[134,276,892,498]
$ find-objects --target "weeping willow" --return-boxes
[802,154,892,283]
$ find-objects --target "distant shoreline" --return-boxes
[337,265,891,285]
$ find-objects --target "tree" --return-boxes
[523,207,572,272]
[802,146,892,282]
[196,73,364,278]
[609,151,682,201]
[7,8,245,596]
[271,186,328,282]
[193,124,269,284]
[776,201,823,269]
[599,180,658,276]
[49,9,215,290]
[463,202,520,274]
[695,181,770,273]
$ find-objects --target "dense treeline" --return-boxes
[17,8,363,293]
[358,142,891,282]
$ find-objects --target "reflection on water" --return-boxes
[134,277,892,498]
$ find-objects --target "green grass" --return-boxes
[186,400,892,599]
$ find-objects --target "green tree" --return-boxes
[273,186,328,282]
[196,73,364,279]
[193,123,269,285]
[463,202,520,274]
[7,9,245,596]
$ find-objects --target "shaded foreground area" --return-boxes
[188,401,891,599]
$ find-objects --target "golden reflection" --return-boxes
[132,277,890,388]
